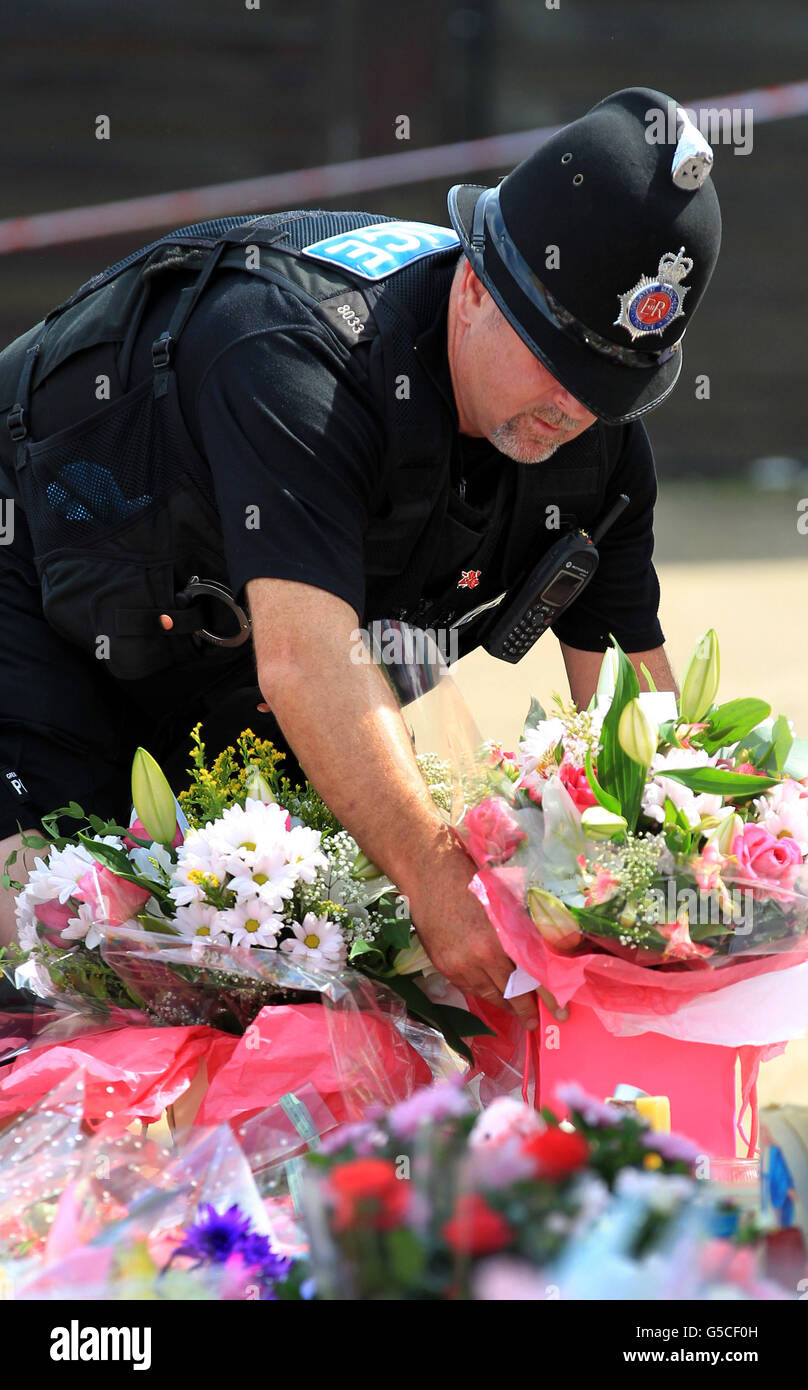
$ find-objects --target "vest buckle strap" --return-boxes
[151,332,173,370]
[7,404,26,441]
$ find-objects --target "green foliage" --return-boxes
[178,723,340,834]
[698,698,772,756]
[660,767,779,795]
[595,638,645,830]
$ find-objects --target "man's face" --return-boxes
[448,260,597,463]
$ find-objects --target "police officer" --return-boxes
[0,87,720,1029]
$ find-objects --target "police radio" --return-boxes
[475,493,630,663]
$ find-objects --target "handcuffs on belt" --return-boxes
[172,576,252,648]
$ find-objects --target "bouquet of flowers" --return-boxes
[3,726,486,1064]
[454,630,808,1086]
[295,1076,787,1301]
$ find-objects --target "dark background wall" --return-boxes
[0,0,805,478]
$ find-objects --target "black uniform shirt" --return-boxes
[132,263,665,653]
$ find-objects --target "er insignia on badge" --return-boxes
[458,570,482,589]
[615,246,693,341]
[301,221,460,280]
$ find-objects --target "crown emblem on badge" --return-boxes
[615,246,693,342]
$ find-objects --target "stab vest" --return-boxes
[0,209,620,681]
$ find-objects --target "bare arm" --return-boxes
[0,831,42,948]
[560,641,678,710]
[247,577,544,1026]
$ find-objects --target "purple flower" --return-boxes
[641,1130,702,1164]
[555,1081,623,1127]
[387,1076,470,1139]
[175,1204,254,1264]
[320,1120,386,1156]
[173,1203,293,1289]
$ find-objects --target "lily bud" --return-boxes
[581,806,628,839]
[392,935,437,977]
[527,887,582,951]
[352,849,383,881]
[617,698,658,769]
[245,765,276,803]
[679,628,720,723]
[707,811,743,855]
[596,646,619,704]
[131,747,177,846]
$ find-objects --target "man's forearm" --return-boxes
[250,586,458,904]
[561,641,678,710]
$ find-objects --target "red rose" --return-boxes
[442,1193,513,1256]
[559,759,598,812]
[521,1126,590,1179]
[329,1158,409,1232]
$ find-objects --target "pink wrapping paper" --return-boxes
[0,1003,433,1132]
[0,1024,238,1127]
[468,867,804,1155]
[195,1003,432,1128]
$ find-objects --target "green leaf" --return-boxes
[524,695,547,733]
[137,914,181,936]
[348,937,385,971]
[699,698,772,755]
[76,836,136,876]
[387,1226,426,1285]
[375,917,412,954]
[784,737,808,781]
[771,714,794,774]
[658,720,682,749]
[584,747,621,815]
[640,662,658,693]
[660,768,779,795]
[597,638,644,830]
[380,974,494,1063]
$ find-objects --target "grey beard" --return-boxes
[490,419,564,465]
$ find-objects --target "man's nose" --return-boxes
[551,382,592,422]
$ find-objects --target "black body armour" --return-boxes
[0,210,619,683]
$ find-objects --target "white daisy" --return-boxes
[227,848,301,911]
[172,901,229,943]
[279,912,346,971]
[218,897,283,949]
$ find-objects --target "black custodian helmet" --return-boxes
[448,86,722,424]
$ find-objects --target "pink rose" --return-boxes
[33,899,75,949]
[463,799,526,866]
[731,823,802,899]
[75,865,151,927]
[123,818,183,850]
[558,759,598,813]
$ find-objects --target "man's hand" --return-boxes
[406,835,568,1029]
[246,577,560,1029]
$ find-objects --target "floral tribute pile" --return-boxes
[0,1072,795,1302]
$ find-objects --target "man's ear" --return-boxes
[455,256,488,325]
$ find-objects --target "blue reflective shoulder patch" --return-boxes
[300,221,460,281]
